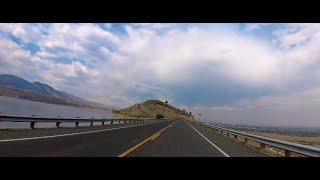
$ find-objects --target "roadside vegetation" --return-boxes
[156,114,164,119]
[214,129,320,157]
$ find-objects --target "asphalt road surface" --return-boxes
[0,119,267,157]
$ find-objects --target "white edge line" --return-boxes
[185,120,230,157]
[0,120,170,142]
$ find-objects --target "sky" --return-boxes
[0,23,320,127]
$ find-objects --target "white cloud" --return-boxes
[244,23,271,31]
[36,23,121,65]
[115,26,286,88]
[209,106,234,111]
[273,23,319,49]
[129,23,174,30]
[0,23,46,43]
[0,35,97,93]
[104,23,112,29]
[0,37,34,77]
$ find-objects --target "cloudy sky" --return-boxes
[1,23,320,127]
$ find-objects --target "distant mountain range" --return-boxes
[0,74,114,110]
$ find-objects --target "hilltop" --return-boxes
[113,100,194,120]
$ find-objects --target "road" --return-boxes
[0,119,267,157]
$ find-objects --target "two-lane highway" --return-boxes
[0,119,267,157]
[126,120,227,157]
[126,120,266,157]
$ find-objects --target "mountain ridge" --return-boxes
[0,74,110,110]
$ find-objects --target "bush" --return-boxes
[112,110,120,113]
[156,114,164,119]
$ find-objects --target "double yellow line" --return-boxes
[118,121,175,157]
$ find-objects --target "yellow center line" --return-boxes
[118,121,176,157]
[150,133,160,140]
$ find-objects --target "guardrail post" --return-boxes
[75,122,79,128]
[260,143,266,149]
[285,150,291,157]
[55,122,60,128]
[90,122,93,127]
[244,138,248,143]
[102,122,104,126]
[30,122,35,129]
[111,121,113,124]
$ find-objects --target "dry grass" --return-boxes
[245,131,320,148]
[242,131,320,157]
[213,130,320,157]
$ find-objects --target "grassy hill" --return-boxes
[112,100,194,120]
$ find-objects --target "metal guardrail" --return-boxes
[0,115,167,129]
[194,121,320,157]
